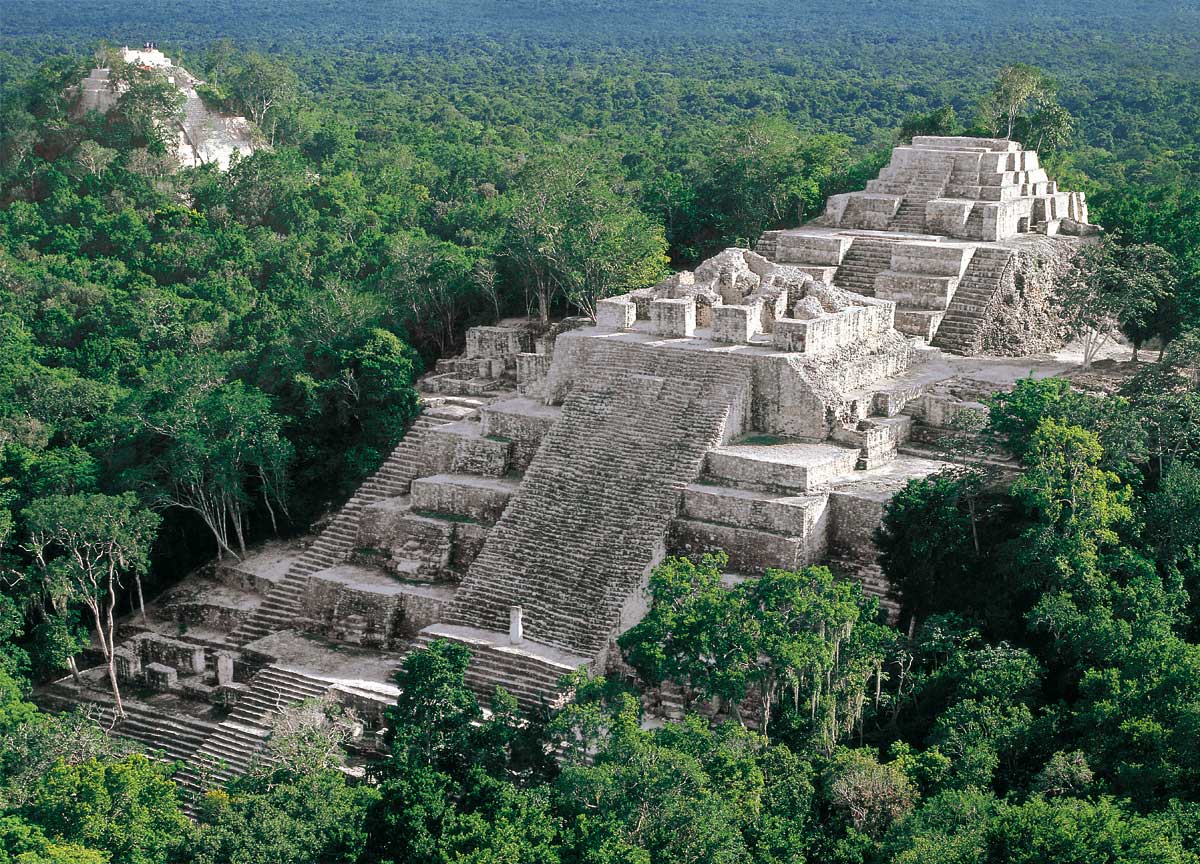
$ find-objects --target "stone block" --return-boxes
[874,271,959,310]
[144,662,179,692]
[669,519,817,572]
[704,442,859,495]
[890,242,972,277]
[451,434,511,477]
[480,398,558,470]
[465,325,534,364]
[912,135,1015,151]
[138,632,206,675]
[411,474,514,524]
[114,647,141,683]
[595,297,636,331]
[679,483,828,538]
[893,309,944,341]
[515,352,551,397]
[794,264,839,282]
[772,318,812,353]
[925,199,973,237]
[650,297,696,338]
[215,651,235,686]
[712,304,757,343]
[773,233,852,266]
[922,394,989,430]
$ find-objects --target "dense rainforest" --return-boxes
[2,1,1200,861]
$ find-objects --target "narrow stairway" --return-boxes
[832,238,895,296]
[175,665,331,805]
[888,168,952,234]
[930,247,1014,354]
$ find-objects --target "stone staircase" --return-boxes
[37,691,218,766]
[930,247,1015,354]
[441,342,753,660]
[176,665,331,800]
[414,624,587,711]
[231,412,451,646]
[179,94,210,152]
[889,168,952,234]
[754,233,779,260]
[832,238,895,296]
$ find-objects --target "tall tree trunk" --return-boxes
[135,575,147,624]
[106,656,125,719]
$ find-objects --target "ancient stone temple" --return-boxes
[74,45,258,171]
[757,136,1094,354]
[37,136,1096,795]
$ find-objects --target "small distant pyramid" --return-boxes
[75,44,260,171]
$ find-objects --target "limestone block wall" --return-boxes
[411,475,514,525]
[137,633,207,675]
[828,491,888,569]
[301,575,447,647]
[357,500,480,581]
[480,399,560,472]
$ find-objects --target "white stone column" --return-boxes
[509,606,523,644]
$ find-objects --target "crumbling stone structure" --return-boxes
[75,46,258,171]
[756,136,1094,355]
[38,135,1103,790]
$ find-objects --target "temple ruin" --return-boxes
[36,136,1100,796]
[75,45,259,170]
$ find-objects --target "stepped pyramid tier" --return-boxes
[35,148,1115,781]
[756,136,1097,356]
[73,45,258,171]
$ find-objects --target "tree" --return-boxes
[382,638,483,777]
[985,795,1194,864]
[1122,331,1200,474]
[501,147,666,323]
[230,54,299,145]
[555,702,752,864]
[113,70,185,154]
[1024,101,1074,155]
[898,106,961,143]
[979,64,1049,140]
[23,755,190,864]
[138,371,292,560]
[619,557,890,744]
[877,469,979,633]
[557,184,668,320]
[248,694,361,780]
[190,769,377,864]
[0,815,106,864]
[988,376,1147,480]
[1057,240,1174,368]
[21,493,159,717]
[822,748,917,843]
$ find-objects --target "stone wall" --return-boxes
[978,236,1083,355]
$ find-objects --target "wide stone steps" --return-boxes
[88,701,217,764]
[175,665,332,804]
[444,343,752,659]
[230,412,451,647]
[416,627,585,711]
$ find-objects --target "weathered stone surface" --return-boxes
[650,297,697,337]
